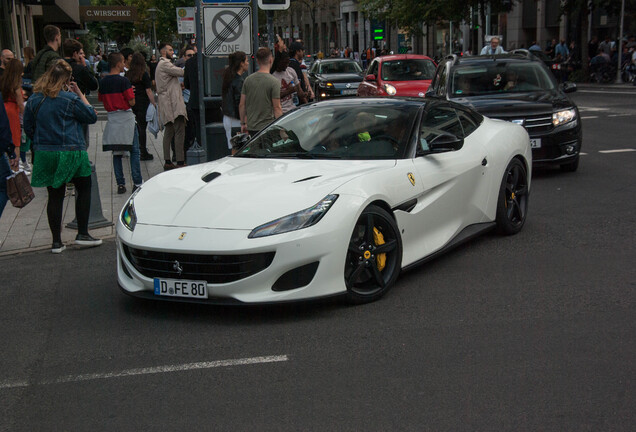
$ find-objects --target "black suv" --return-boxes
[426,50,582,171]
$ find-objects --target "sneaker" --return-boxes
[52,242,66,254]
[132,184,141,193]
[140,153,154,161]
[176,162,187,168]
[117,184,126,194]
[163,162,176,171]
[75,234,103,247]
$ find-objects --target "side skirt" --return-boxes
[402,222,496,273]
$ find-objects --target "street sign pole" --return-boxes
[252,0,259,68]
[196,0,207,151]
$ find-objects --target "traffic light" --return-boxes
[258,0,290,10]
[371,20,385,41]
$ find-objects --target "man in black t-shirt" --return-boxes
[289,41,308,104]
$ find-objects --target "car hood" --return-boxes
[452,90,572,117]
[388,80,432,97]
[317,73,364,83]
[134,157,395,229]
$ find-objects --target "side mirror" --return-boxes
[230,132,250,151]
[425,87,436,98]
[365,74,376,82]
[560,81,577,93]
[429,133,463,152]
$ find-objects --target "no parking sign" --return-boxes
[203,6,253,57]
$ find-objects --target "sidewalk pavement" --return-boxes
[0,120,166,256]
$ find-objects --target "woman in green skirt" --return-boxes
[24,60,100,253]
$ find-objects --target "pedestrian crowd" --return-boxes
[0,24,203,254]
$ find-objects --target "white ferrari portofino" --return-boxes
[117,98,531,304]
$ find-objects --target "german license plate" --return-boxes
[530,138,541,149]
[341,89,357,95]
[154,278,207,298]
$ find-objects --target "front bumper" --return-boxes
[116,202,359,304]
[316,85,360,100]
[529,120,582,166]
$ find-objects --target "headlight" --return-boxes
[383,83,397,96]
[121,189,140,231]
[552,108,577,127]
[248,194,338,239]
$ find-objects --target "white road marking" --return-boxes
[578,90,636,95]
[580,152,588,155]
[0,355,289,390]
[578,106,610,111]
[608,114,632,117]
[581,116,599,119]
[599,149,636,154]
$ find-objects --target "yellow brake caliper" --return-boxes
[373,227,386,271]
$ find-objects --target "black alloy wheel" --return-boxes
[496,158,529,235]
[345,205,402,304]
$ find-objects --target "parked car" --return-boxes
[117,98,531,305]
[307,59,364,100]
[427,51,582,172]
[357,54,437,98]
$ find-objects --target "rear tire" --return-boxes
[496,159,529,235]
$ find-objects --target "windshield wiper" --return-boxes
[234,153,267,158]
[266,152,344,159]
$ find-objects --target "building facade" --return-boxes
[272,0,631,60]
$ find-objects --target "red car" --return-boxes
[357,54,437,98]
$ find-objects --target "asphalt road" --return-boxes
[1,88,634,431]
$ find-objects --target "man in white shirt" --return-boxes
[481,37,506,55]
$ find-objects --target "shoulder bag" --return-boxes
[6,96,46,208]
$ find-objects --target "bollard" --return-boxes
[66,162,113,229]
[205,122,231,161]
[186,138,207,166]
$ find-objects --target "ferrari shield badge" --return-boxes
[178,232,186,240]
[407,173,416,186]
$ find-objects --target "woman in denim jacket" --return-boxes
[23,60,101,253]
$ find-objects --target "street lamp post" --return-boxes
[148,7,158,54]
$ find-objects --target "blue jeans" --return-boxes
[0,154,11,219]
[113,128,142,186]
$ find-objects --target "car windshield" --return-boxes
[319,61,362,74]
[450,62,556,97]
[381,59,436,81]
[235,104,419,160]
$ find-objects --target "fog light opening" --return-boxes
[566,145,576,155]
[272,262,319,292]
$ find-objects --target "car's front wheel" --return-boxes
[345,205,402,304]
[496,158,529,235]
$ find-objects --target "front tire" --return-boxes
[496,159,529,235]
[345,205,402,304]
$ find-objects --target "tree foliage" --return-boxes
[87,0,189,49]
[358,0,514,36]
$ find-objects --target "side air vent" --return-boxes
[202,172,221,183]
[394,198,417,213]
[293,175,322,183]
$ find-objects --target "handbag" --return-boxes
[6,170,35,208]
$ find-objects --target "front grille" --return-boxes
[122,245,275,284]
[497,114,554,135]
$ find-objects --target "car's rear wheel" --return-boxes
[560,155,579,172]
[345,205,402,304]
[496,158,529,235]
